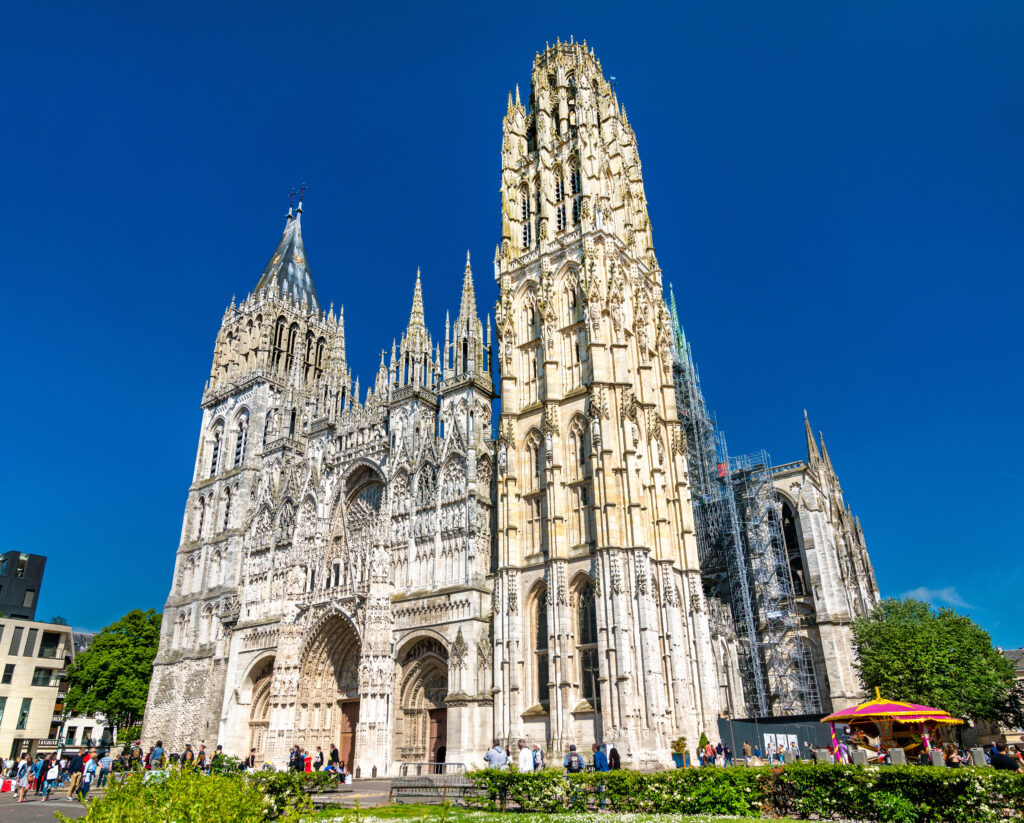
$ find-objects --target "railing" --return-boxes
[57,691,67,699]
[398,761,465,776]
[770,461,806,475]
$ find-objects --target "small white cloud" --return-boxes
[901,586,975,610]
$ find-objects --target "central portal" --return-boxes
[297,614,361,763]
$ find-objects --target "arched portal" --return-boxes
[296,614,361,769]
[247,657,275,761]
[395,638,449,764]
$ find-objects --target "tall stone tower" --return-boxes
[491,40,720,765]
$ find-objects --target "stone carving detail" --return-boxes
[451,628,469,669]
[507,569,520,613]
[635,552,649,596]
[609,553,624,594]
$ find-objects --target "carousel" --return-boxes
[822,688,964,759]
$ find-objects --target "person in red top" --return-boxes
[304,750,312,772]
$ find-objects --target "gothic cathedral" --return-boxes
[143,41,879,774]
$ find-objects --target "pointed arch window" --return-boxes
[209,427,223,477]
[576,580,600,709]
[554,168,567,232]
[234,414,249,466]
[285,324,299,372]
[520,186,531,248]
[533,586,550,706]
[272,317,286,372]
[194,498,206,541]
[222,488,231,531]
[571,164,581,224]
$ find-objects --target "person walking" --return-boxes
[182,744,195,768]
[79,749,99,799]
[532,743,546,770]
[245,748,257,773]
[151,740,165,770]
[196,745,207,772]
[742,741,752,764]
[314,746,325,771]
[483,739,508,769]
[608,745,621,770]
[15,753,32,803]
[517,739,534,772]
[98,750,113,786]
[330,744,340,768]
[66,748,85,799]
[42,757,60,801]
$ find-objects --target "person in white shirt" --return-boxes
[517,739,534,772]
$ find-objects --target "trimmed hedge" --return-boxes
[465,763,1024,822]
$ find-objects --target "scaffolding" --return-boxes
[668,285,821,717]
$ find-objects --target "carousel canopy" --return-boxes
[821,688,964,725]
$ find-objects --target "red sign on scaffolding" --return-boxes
[717,462,729,478]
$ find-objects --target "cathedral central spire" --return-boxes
[254,202,320,312]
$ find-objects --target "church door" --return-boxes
[339,699,360,769]
[428,708,447,771]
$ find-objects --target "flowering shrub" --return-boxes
[465,763,1024,822]
[53,765,338,822]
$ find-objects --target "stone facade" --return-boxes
[767,417,881,713]
[143,41,878,774]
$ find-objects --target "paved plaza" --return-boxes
[2,793,89,820]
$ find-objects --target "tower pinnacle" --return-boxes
[804,410,821,468]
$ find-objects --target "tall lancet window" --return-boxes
[520,186,531,248]
[209,427,222,477]
[533,586,550,707]
[194,498,206,541]
[555,168,567,232]
[272,318,286,372]
[234,413,249,467]
[222,488,231,531]
[576,580,601,709]
[571,163,581,224]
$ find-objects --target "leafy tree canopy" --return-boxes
[852,598,1015,722]
[50,615,69,625]
[63,608,161,732]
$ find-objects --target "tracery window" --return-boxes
[576,580,600,709]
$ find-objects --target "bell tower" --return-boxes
[491,40,720,765]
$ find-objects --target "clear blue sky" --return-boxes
[2,2,1021,648]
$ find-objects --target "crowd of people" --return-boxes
[4,746,112,803]
[283,743,352,782]
[482,738,621,773]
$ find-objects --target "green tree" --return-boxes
[50,615,69,625]
[852,598,1015,722]
[63,608,161,741]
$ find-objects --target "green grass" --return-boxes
[305,805,747,823]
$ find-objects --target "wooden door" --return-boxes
[428,708,447,771]
[339,700,359,770]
